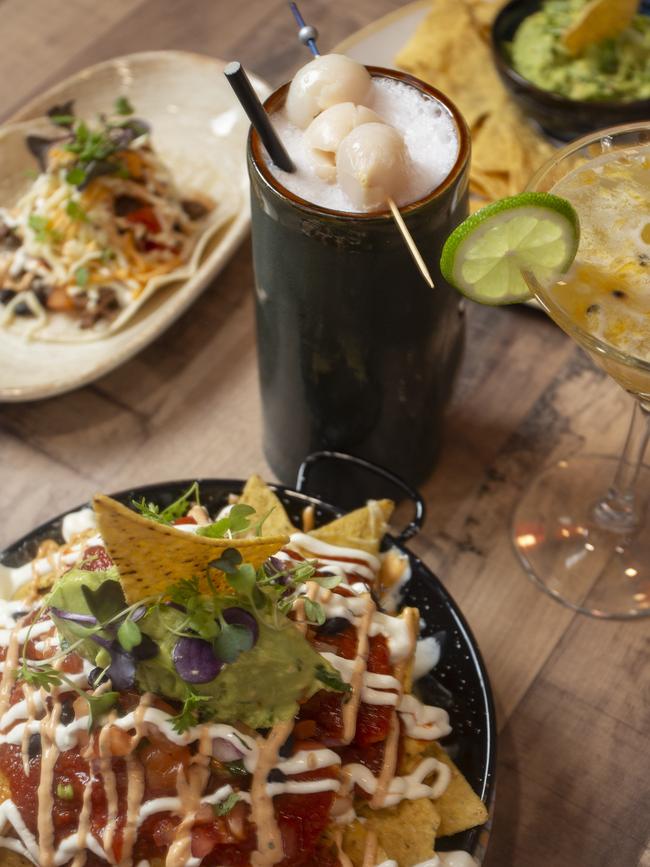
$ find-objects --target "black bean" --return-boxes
[181,199,209,221]
[60,699,75,726]
[14,301,35,317]
[267,769,287,783]
[316,617,350,636]
[278,733,294,759]
[0,289,14,305]
[88,667,108,688]
[114,194,145,217]
[28,733,41,759]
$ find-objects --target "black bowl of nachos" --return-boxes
[0,468,495,867]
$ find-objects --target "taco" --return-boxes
[0,98,236,342]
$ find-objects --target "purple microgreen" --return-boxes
[49,607,98,626]
[172,637,223,683]
[132,634,158,661]
[222,607,259,642]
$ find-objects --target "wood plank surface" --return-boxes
[0,2,648,866]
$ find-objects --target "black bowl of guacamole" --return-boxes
[491,0,650,141]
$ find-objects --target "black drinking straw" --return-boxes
[224,61,295,173]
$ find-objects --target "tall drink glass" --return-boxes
[512,122,650,618]
[247,68,470,487]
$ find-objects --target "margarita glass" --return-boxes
[512,122,650,618]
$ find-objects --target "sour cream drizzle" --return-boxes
[0,511,456,867]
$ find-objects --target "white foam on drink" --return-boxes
[265,77,459,213]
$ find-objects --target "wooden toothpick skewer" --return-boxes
[387,198,435,289]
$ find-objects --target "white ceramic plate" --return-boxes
[333,0,430,66]
[0,51,269,402]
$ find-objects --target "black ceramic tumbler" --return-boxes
[248,68,470,486]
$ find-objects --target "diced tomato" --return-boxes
[80,545,114,571]
[125,206,161,234]
[172,516,197,525]
[276,769,336,867]
[139,739,191,798]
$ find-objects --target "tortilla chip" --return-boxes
[562,0,638,55]
[0,850,33,866]
[359,798,441,866]
[428,743,489,837]
[238,475,296,537]
[395,0,555,202]
[93,495,288,602]
[308,499,394,555]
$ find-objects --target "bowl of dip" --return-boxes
[491,0,650,141]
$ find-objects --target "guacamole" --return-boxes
[510,0,650,101]
[49,567,340,730]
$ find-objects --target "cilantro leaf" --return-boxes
[75,266,89,288]
[114,96,134,116]
[65,200,88,222]
[304,598,326,626]
[65,167,86,186]
[171,689,210,734]
[213,792,239,816]
[196,504,256,539]
[132,482,201,525]
[315,664,350,694]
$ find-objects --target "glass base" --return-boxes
[512,455,650,619]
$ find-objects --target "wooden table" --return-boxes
[1,2,648,865]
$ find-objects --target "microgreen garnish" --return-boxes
[19,657,119,731]
[212,622,254,663]
[81,579,127,624]
[43,98,149,190]
[117,618,142,652]
[115,96,134,116]
[171,687,210,734]
[132,481,201,525]
[224,759,249,777]
[315,664,350,694]
[74,266,89,288]
[213,792,240,816]
[195,504,257,539]
[65,199,89,222]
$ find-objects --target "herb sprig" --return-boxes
[132,482,201,525]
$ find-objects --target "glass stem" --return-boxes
[593,400,650,532]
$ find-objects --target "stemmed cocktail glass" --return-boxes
[512,122,650,618]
